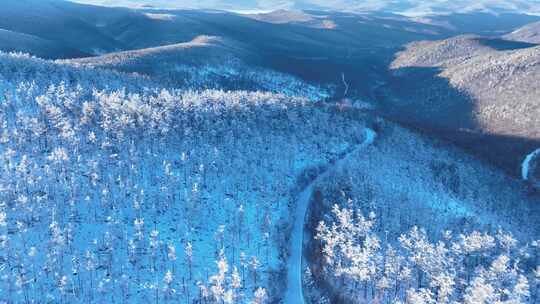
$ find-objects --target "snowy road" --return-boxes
[522,148,540,181]
[283,128,376,303]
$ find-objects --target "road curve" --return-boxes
[283,128,376,303]
[522,148,540,180]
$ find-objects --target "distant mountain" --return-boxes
[505,21,540,43]
[68,36,248,69]
[0,0,126,55]
[1,0,537,61]
[65,36,260,90]
[390,35,496,67]
[408,12,540,36]
[70,0,540,16]
[0,29,88,58]
[381,35,540,176]
[391,34,537,67]
[246,9,312,22]
[66,35,332,99]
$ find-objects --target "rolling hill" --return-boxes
[505,21,540,43]
[65,36,331,98]
[0,0,126,55]
[67,36,250,70]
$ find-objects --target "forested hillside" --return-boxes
[380,35,540,177]
[0,52,367,303]
[303,123,540,303]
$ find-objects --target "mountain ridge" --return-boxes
[68,0,540,16]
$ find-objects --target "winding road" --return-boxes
[522,148,540,181]
[283,128,376,303]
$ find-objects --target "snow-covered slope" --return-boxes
[390,35,497,67]
[67,36,241,68]
[505,21,540,43]
[384,35,540,176]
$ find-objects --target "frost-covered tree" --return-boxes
[315,205,537,303]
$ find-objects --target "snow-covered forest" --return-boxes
[297,121,540,304]
[313,205,538,303]
[0,52,366,303]
[1,0,540,302]
[0,33,539,304]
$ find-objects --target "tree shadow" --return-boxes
[433,128,540,178]
[474,37,538,51]
[378,66,479,131]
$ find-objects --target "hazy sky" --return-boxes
[69,0,540,15]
